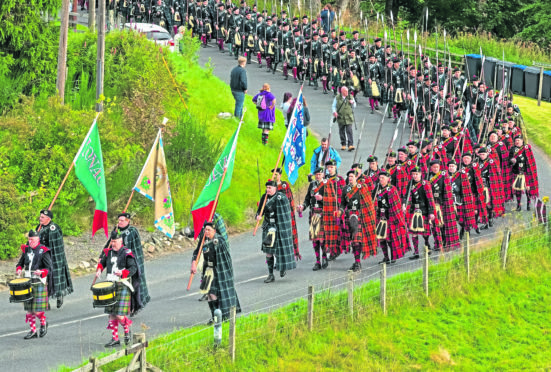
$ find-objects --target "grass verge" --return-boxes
[60,224,551,371]
[513,95,551,157]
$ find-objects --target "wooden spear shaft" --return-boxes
[49,162,75,211]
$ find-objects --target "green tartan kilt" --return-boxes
[24,282,50,312]
[261,225,277,255]
[104,282,131,316]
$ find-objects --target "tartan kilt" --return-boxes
[322,208,340,254]
[24,282,49,312]
[258,121,274,130]
[261,225,277,255]
[406,211,432,237]
[104,282,131,316]
[460,202,478,231]
[308,207,323,242]
[377,216,407,260]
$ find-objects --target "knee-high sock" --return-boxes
[25,313,36,333]
[120,316,132,334]
[35,311,46,326]
[257,52,262,64]
[423,236,430,248]
[313,241,321,263]
[107,319,119,340]
[353,244,361,263]
[515,191,522,205]
[266,256,275,274]
[266,56,271,69]
[369,98,375,110]
[283,64,288,76]
[292,67,297,79]
[380,240,389,259]
[412,236,419,254]
[322,78,328,91]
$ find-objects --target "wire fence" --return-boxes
[79,221,549,370]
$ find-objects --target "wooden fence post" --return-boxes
[135,333,146,372]
[464,232,470,281]
[380,263,387,315]
[90,357,98,372]
[347,272,354,317]
[229,306,236,363]
[307,285,314,331]
[423,245,429,297]
[501,228,511,269]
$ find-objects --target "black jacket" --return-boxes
[230,65,247,92]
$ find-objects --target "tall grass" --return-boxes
[61,224,551,371]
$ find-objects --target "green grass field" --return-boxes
[61,225,551,371]
[514,96,551,157]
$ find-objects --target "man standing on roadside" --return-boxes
[230,56,248,119]
[332,86,356,152]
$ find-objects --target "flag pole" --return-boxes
[187,111,245,290]
[253,84,303,236]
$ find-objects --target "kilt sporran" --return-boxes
[512,174,526,191]
[309,213,321,240]
[409,209,425,232]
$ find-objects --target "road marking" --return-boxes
[0,314,105,339]
[169,275,266,301]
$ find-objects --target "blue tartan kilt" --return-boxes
[24,282,50,312]
[104,282,131,316]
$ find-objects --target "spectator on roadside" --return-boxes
[280,92,293,127]
[332,86,356,151]
[303,96,311,128]
[320,4,335,34]
[310,137,342,174]
[253,83,276,145]
[230,56,248,119]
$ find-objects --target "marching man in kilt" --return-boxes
[322,159,346,260]
[96,231,142,347]
[16,230,53,339]
[191,222,241,323]
[428,160,460,251]
[448,160,478,239]
[460,153,487,230]
[338,170,378,272]
[477,147,505,227]
[256,180,297,283]
[384,151,409,201]
[509,135,539,211]
[298,167,328,271]
[273,168,301,260]
[37,209,73,309]
[405,166,437,259]
[375,171,408,264]
[114,213,150,314]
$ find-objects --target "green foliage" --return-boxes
[517,0,551,48]
[0,0,62,109]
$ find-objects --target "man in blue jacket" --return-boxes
[310,137,342,174]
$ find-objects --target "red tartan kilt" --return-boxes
[459,202,477,230]
[344,211,367,246]
[322,210,339,249]
[378,216,407,259]
[289,209,299,251]
[406,211,432,236]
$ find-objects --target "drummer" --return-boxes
[15,230,53,339]
[95,231,142,347]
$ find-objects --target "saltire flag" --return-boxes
[73,113,108,237]
[191,121,242,239]
[133,129,175,238]
[282,87,306,185]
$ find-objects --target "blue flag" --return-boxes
[283,88,306,184]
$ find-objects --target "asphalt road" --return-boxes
[1,41,550,372]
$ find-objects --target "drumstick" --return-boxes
[91,275,98,289]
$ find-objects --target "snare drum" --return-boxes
[91,281,117,308]
[9,278,33,303]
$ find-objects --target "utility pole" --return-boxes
[89,0,96,32]
[96,0,106,112]
[56,0,71,104]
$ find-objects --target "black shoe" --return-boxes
[378,257,390,264]
[321,257,328,269]
[24,331,37,340]
[481,223,489,230]
[280,270,286,278]
[105,339,121,348]
[284,75,288,80]
[198,294,208,301]
[409,254,420,260]
[488,219,493,227]
[312,263,322,271]
[475,227,480,234]
[393,118,398,123]
[390,259,396,264]
[247,60,251,64]
[264,274,275,283]
[294,78,298,83]
[57,296,63,308]
[527,204,531,211]
[323,90,328,94]
[124,331,131,345]
[371,109,374,114]
[348,262,361,272]
[514,204,521,212]
[206,318,214,325]
[39,322,48,338]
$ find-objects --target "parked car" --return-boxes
[123,23,175,52]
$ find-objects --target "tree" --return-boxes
[517,0,551,47]
[0,0,62,102]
